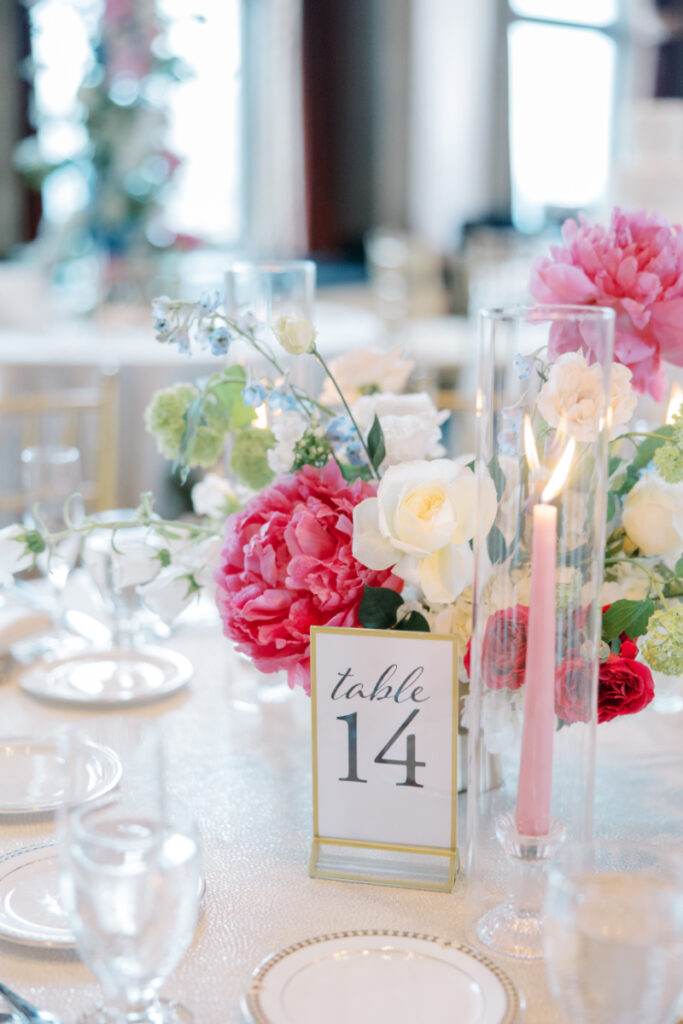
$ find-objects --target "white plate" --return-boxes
[242,930,523,1024]
[0,845,71,948]
[18,646,192,707]
[0,736,121,815]
[0,844,207,950]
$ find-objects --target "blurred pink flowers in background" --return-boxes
[530,207,683,400]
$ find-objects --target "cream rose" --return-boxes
[537,352,636,442]
[352,392,449,470]
[353,459,497,603]
[272,315,317,355]
[319,346,415,405]
[622,471,683,556]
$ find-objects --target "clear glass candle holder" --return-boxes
[465,305,615,959]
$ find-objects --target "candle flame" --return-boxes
[541,438,575,503]
[666,383,683,424]
[523,414,540,471]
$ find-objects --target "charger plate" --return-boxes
[0,844,71,948]
[0,736,121,815]
[0,843,206,949]
[18,646,192,707]
[242,930,523,1024]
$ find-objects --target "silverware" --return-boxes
[0,983,63,1024]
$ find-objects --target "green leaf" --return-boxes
[339,463,372,484]
[359,586,403,630]
[631,427,675,471]
[601,598,655,642]
[396,611,431,633]
[488,454,506,502]
[486,524,507,564]
[608,455,622,477]
[206,366,254,430]
[367,415,386,473]
[176,394,207,479]
[606,491,616,522]
[675,555,683,578]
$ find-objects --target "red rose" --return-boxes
[474,605,530,691]
[555,657,592,724]
[597,654,655,724]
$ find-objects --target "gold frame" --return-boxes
[309,625,459,891]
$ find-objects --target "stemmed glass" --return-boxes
[58,720,202,1024]
[20,444,86,655]
[544,840,683,1024]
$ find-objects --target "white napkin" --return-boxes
[0,606,53,656]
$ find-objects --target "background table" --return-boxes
[0,615,681,1024]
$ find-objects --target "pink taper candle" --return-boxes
[515,501,557,836]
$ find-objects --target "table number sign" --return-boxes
[309,626,459,892]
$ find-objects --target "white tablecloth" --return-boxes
[0,619,680,1024]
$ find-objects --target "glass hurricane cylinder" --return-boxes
[465,305,615,959]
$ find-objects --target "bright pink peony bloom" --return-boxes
[214,461,402,694]
[530,208,683,400]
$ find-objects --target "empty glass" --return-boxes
[58,721,201,1024]
[544,840,683,1024]
[224,259,315,329]
[21,444,84,592]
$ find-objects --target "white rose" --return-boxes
[272,315,317,355]
[600,561,651,605]
[319,346,415,405]
[481,689,524,755]
[0,524,33,586]
[191,474,238,518]
[537,352,636,442]
[352,392,449,469]
[622,471,683,556]
[353,459,497,603]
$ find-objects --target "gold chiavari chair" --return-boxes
[0,371,119,519]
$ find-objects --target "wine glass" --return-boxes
[58,720,202,1024]
[544,839,683,1024]
[19,444,86,655]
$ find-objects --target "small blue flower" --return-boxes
[242,382,267,407]
[153,317,171,341]
[209,326,231,355]
[513,354,532,381]
[325,416,356,445]
[198,290,219,313]
[497,406,522,456]
[346,440,367,466]
[268,387,297,412]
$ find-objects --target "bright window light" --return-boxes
[509,0,618,27]
[508,21,616,228]
[157,0,242,245]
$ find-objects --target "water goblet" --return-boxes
[58,721,202,1024]
[21,444,84,594]
[544,839,683,1024]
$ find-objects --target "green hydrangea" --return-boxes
[190,427,226,468]
[654,441,683,483]
[145,384,198,460]
[230,427,275,489]
[293,427,332,469]
[639,605,683,675]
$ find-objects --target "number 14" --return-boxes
[337,709,425,788]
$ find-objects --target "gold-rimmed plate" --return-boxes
[242,929,523,1024]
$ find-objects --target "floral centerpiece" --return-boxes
[2,208,682,720]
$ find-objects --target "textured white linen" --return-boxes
[0,621,680,1024]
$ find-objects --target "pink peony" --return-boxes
[214,461,402,693]
[530,208,683,400]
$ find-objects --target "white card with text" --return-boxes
[310,626,458,891]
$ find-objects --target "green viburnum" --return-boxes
[293,426,332,469]
[653,411,683,483]
[190,427,226,468]
[230,427,275,489]
[145,383,198,460]
[639,605,683,675]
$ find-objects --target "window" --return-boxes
[507,0,618,232]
